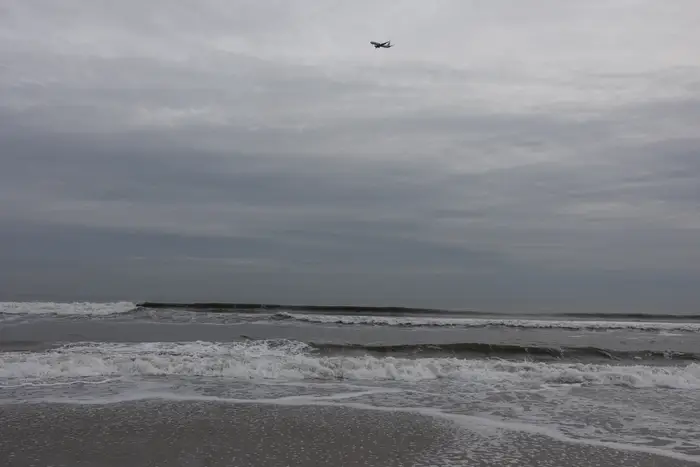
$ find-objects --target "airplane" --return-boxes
[370,40,393,49]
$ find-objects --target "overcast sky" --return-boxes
[1,1,699,311]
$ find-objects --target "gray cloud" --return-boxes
[1,0,699,311]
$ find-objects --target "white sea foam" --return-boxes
[0,301,136,317]
[4,339,697,464]
[276,312,700,332]
[2,340,699,389]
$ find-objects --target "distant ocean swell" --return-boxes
[2,340,699,389]
[2,301,700,322]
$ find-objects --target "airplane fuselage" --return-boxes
[370,41,392,49]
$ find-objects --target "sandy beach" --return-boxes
[1,401,697,467]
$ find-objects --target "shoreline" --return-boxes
[1,400,697,467]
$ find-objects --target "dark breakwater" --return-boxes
[135,302,700,321]
[135,302,482,315]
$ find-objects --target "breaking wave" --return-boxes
[272,312,700,332]
[0,302,137,317]
[2,340,699,389]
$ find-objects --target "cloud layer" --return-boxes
[1,0,699,311]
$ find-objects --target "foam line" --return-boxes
[275,312,700,332]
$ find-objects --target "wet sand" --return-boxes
[1,401,452,467]
[0,401,696,467]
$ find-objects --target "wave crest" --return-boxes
[2,340,698,389]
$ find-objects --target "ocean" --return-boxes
[1,301,699,466]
